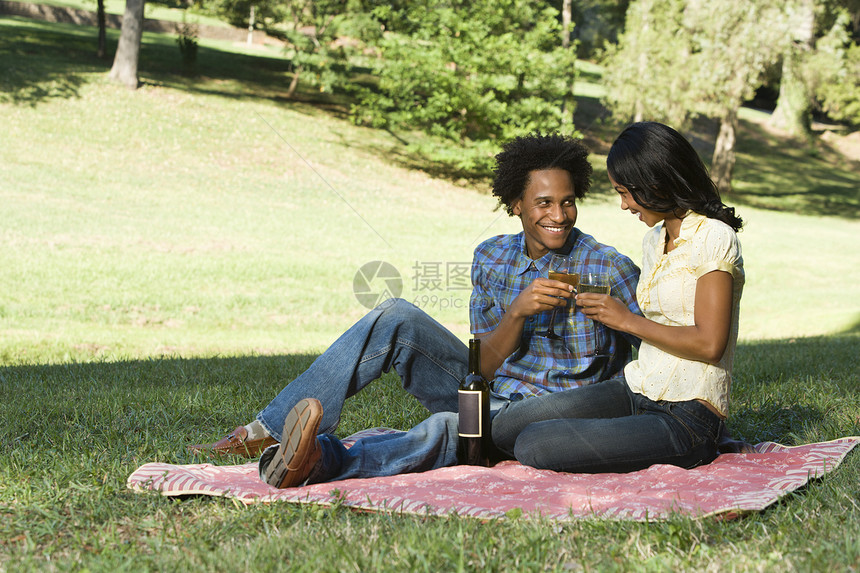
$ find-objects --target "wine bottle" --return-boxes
[458,338,491,466]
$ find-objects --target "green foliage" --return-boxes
[683,1,792,119]
[190,0,581,146]
[808,10,860,125]
[603,0,791,127]
[568,0,632,58]
[208,0,283,29]
[207,0,375,93]
[600,0,689,124]
[601,0,795,191]
[351,0,577,146]
[175,13,199,74]
[278,0,377,93]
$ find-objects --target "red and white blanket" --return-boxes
[127,432,858,521]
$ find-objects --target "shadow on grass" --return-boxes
[730,332,860,445]
[1,331,857,460]
[0,16,347,115]
[731,120,860,220]
[0,16,101,103]
[0,352,428,462]
[352,133,497,190]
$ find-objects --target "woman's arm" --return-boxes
[577,269,733,364]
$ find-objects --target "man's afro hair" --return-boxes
[492,133,592,216]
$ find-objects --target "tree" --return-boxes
[353,1,575,147]
[767,1,860,135]
[810,11,860,126]
[602,0,690,125]
[769,0,816,139]
[210,0,371,97]
[684,1,792,193]
[280,0,366,97]
[603,0,791,193]
[561,0,574,126]
[109,0,145,89]
[97,0,107,59]
[567,0,632,58]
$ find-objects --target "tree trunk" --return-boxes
[771,52,812,138]
[109,0,145,89]
[770,0,814,139]
[711,108,738,195]
[247,4,256,46]
[286,64,303,98]
[96,0,107,59]
[560,0,574,126]
[633,0,650,123]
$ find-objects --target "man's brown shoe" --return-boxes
[263,398,323,489]
[188,426,278,458]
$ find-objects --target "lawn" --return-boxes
[1,15,859,572]
[13,0,232,29]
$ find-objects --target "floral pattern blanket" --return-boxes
[127,431,858,521]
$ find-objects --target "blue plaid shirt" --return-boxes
[470,229,641,400]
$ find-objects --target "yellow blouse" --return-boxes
[624,212,744,417]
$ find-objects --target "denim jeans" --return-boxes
[257,298,468,440]
[292,393,510,484]
[256,298,521,484]
[491,378,722,474]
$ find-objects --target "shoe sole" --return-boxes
[264,398,323,489]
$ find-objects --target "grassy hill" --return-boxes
[3,16,858,361]
[1,15,859,572]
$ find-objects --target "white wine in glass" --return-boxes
[579,271,611,357]
[537,255,577,340]
[577,283,610,295]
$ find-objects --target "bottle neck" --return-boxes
[468,339,481,376]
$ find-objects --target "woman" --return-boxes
[490,121,745,473]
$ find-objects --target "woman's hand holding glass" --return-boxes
[575,269,637,357]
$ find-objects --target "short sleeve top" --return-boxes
[624,212,744,417]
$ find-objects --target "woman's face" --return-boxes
[609,175,666,228]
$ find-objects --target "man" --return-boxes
[191,133,641,486]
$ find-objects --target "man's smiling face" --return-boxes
[511,168,578,260]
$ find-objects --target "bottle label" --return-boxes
[458,390,483,437]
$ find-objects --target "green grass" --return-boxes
[1,16,859,572]
[16,0,231,28]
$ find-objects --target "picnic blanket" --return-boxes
[127,431,859,521]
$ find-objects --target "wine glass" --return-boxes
[536,254,578,340]
[579,270,611,357]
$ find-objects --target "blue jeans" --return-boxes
[256,298,518,484]
[296,393,510,484]
[257,299,468,439]
[491,378,722,474]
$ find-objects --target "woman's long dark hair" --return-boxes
[607,122,743,231]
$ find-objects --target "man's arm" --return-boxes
[474,278,574,380]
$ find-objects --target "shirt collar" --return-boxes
[662,210,703,249]
[676,211,706,246]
